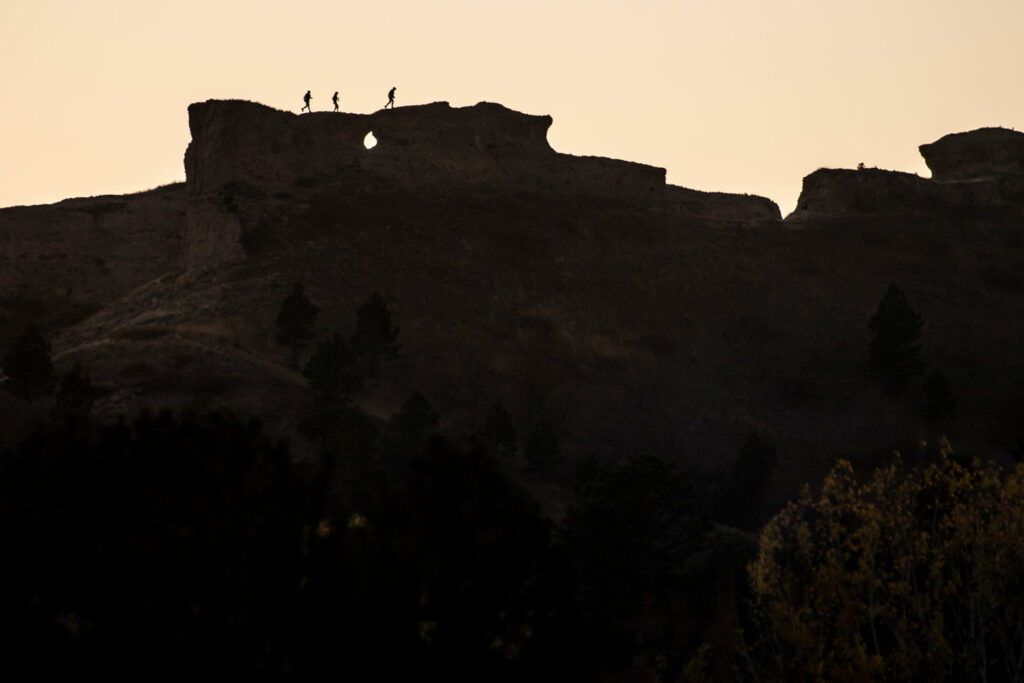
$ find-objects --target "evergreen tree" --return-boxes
[303,333,362,401]
[480,400,517,457]
[276,282,319,367]
[868,282,926,394]
[2,323,54,402]
[351,292,399,376]
[389,390,439,444]
[52,361,94,423]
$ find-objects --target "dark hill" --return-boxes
[2,102,1023,507]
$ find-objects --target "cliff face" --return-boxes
[789,128,1024,221]
[920,127,1024,181]
[183,99,777,269]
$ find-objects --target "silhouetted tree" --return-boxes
[0,409,319,679]
[299,437,577,681]
[303,333,362,401]
[560,454,733,679]
[276,282,319,367]
[524,419,561,475]
[923,371,957,421]
[563,455,709,599]
[0,407,587,681]
[375,390,440,477]
[391,390,439,443]
[2,323,54,402]
[480,400,517,458]
[52,361,94,423]
[351,292,399,376]
[722,432,778,529]
[868,282,926,394]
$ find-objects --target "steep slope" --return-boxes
[0,183,185,342]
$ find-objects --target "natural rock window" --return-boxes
[363,132,377,150]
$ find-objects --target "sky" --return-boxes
[2,0,1023,214]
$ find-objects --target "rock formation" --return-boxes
[920,127,1024,181]
[183,100,779,269]
[789,127,1024,221]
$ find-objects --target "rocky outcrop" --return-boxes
[788,128,1024,222]
[183,99,779,269]
[788,168,945,221]
[920,127,1024,181]
[183,99,664,197]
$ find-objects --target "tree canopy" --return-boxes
[749,444,1024,682]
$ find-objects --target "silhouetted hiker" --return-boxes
[332,91,339,112]
[385,86,396,109]
[301,90,312,113]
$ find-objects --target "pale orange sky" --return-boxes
[2,0,1022,214]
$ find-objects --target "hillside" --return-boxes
[3,101,1023,502]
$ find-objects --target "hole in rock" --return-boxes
[363,131,377,149]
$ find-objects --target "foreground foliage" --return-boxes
[0,410,576,681]
[749,443,1024,682]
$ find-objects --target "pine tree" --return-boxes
[351,292,399,376]
[2,323,54,402]
[276,282,319,367]
[868,282,926,394]
[302,333,363,401]
[388,390,439,444]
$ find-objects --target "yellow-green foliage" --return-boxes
[749,442,1024,682]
